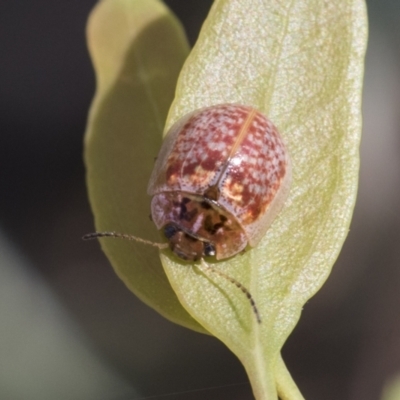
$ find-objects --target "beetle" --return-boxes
[147,103,291,261]
[84,104,291,323]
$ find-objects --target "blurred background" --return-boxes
[1,1,399,399]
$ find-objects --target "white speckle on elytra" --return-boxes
[230,157,241,166]
[249,157,257,165]
[207,142,226,152]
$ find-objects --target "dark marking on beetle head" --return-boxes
[203,215,227,235]
[204,215,214,234]
[203,242,216,257]
[180,207,198,222]
[164,223,180,240]
[200,201,212,209]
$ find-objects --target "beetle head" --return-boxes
[163,223,215,261]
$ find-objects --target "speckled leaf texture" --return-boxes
[85,1,367,399]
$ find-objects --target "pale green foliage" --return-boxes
[381,375,400,400]
[85,0,204,332]
[85,0,368,399]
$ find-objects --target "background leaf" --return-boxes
[85,0,206,333]
[381,375,400,400]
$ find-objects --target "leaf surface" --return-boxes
[85,0,206,333]
[161,0,367,398]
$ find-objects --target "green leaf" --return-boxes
[381,375,400,400]
[161,0,367,399]
[85,0,206,333]
[85,0,367,399]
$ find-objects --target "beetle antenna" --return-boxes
[200,259,261,324]
[82,231,168,250]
